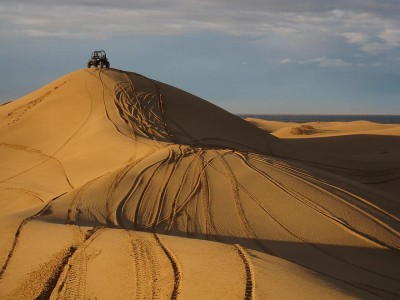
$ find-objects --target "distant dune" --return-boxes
[0,68,399,299]
[247,117,400,196]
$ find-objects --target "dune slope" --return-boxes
[247,117,400,196]
[0,68,399,299]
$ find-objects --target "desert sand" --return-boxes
[247,118,400,197]
[0,68,399,299]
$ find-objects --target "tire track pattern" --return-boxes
[0,143,74,189]
[125,232,162,300]
[100,147,398,297]
[1,68,400,299]
[103,71,172,142]
[153,233,182,300]
[0,193,66,282]
[1,80,69,128]
[234,244,255,300]
[51,227,104,300]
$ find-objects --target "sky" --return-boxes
[0,0,399,114]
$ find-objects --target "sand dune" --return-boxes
[0,68,399,299]
[247,117,400,197]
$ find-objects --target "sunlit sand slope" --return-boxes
[0,68,399,299]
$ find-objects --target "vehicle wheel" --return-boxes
[87,62,91,68]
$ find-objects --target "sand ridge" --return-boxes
[247,117,400,197]
[0,68,399,299]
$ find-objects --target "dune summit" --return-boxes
[0,68,399,299]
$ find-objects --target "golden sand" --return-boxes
[0,69,399,299]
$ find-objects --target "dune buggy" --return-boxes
[87,50,110,68]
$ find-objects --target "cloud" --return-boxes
[339,32,369,44]
[359,42,390,55]
[0,1,399,39]
[379,29,400,46]
[338,29,400,55]
[302,56,356,68]
[280,58,292,64]
[0,0,399,64]
[282,56,362,69]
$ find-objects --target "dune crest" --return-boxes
[0,68,399,299]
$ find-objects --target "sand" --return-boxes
[247,118,400,197]
[0,68,399,299]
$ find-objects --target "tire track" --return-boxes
[125,231,162,300]
[67,172,112,225]
[0,187,44,203]
[166,164,203,231]
[118,71,172,142]
[150,79,176,142]
[36,226,103,299]
[185,150,274,247]
[57,248,88,300]
[0,143,74,189]
[101,70,170,143]
[0,101,11,107]
[247,153,400,245]
[0,192,66,281]
[115,150,169,229]
[250,153,400,222]
[149,149,174,231]
[284,156,400,184]
[2,80,69,128]
[283,154,400,176]
[189,150,399,287]
[132,150,173,230]
[166,155,196,231]
[50,74,94,158]
[121,73,147,124]
[216,151,274,252]
[153,233,182,300]
[230,152,400,280]
[105,164,135,227]
[152,147,185,231]
[98,70,168,150]
[166,149,253,240]
[69,148,162,228]
[96,69,137,141]
[0,74,95,189]
[233,244,255,300]
[194,150,218,238]
[215,151,400,297]
[119,70,194,144]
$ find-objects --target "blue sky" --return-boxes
[1,0,399,114]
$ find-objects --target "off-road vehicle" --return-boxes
[87,50,110,68]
